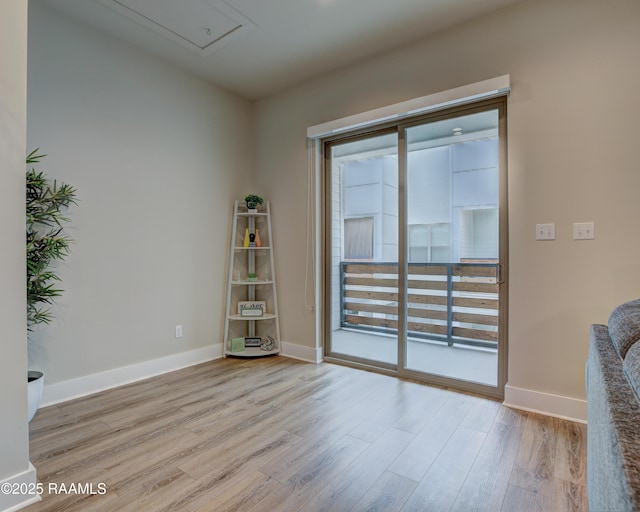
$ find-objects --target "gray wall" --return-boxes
[0,0,30,505]
[26,4,254,385]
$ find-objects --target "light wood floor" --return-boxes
[27,357,587,512]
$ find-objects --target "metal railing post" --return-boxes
[340,262,346,328]
[447,264,454,346]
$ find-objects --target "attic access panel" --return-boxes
[98,0,256,56]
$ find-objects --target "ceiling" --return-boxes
[36,0,523,101]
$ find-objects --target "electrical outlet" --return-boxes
[536,223,555,240]
[573,222,595,240]
[175,325,183,338]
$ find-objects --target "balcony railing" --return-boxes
[340,261,499,349]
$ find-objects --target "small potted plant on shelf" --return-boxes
[244,194,263,212]
[26,149,78,421]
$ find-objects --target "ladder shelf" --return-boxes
[223,200,280,358]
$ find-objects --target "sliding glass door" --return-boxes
[402,107,503,390]
[324,98,507,398]
[325,131,399,369]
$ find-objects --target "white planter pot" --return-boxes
[28,371,44,422]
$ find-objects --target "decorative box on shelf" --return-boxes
[244,337,261,347]
[230,337,245,352]
[238,301,266,317]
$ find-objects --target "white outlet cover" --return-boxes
[536,223,555,240]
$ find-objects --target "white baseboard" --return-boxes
[41,344,224,407]
[504,384,587,423]
[280,341,323,363]
[0,463,40,512]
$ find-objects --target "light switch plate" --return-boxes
[536,223,555,240]
[573,222,595,240]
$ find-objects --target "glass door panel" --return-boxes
[404,109,500,386]
[326,132,399,367]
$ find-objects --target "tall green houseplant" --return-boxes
[26,149,78,329]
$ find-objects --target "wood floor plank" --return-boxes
[191,471,281,512]
[177,428,303,481]
[25,358,586,512]
[391,387,450,434]
[386,422,453,482]
[40,425,202,491]
[22,486,122,512]
[460,398,502,433]
[495,404,528,428]
[28,405,74,438]
[554,419,587,484]
[257,405,373,483]
[551,479,588,512]
[32,409,194,478]
[111,440,300,511]
[110,441,297,512]
[111,463,193,498]
[54,378,172,422]
[450,420,523,512]
[348,406,407,443]
[387,391,474,481]
[29,419,113,463]
[303,427,415,512]
[245,435,370,512]
[90,428,203,492]
[509,412,558,497]
[500,483,553,512]
[400,426,486,512]
[350,471,417,512]
[106,468,237,512]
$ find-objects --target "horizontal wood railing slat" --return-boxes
[345,277,397,288]
[409,280,448,290]
[344,263,397,274]
[452,312,499,326]
[343,306,496,327]
[344,263,449,276]
[453,282,499,293]
[453,265,498,277]
[452,326,498,341]
[344,302,448,321]
[344,302,397,316]
[344,290,449,306]
[408,308,448,321]
[345,277,448,291]
[345,290,399,302]
[452,297,499,309]
[344,278,496,293]
[408,294,448,306]
[344,315,397,329]
[409,265,448,276]
[408,321,448,336]
[344,315,448,336]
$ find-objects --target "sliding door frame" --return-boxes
[321,96,508,399]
